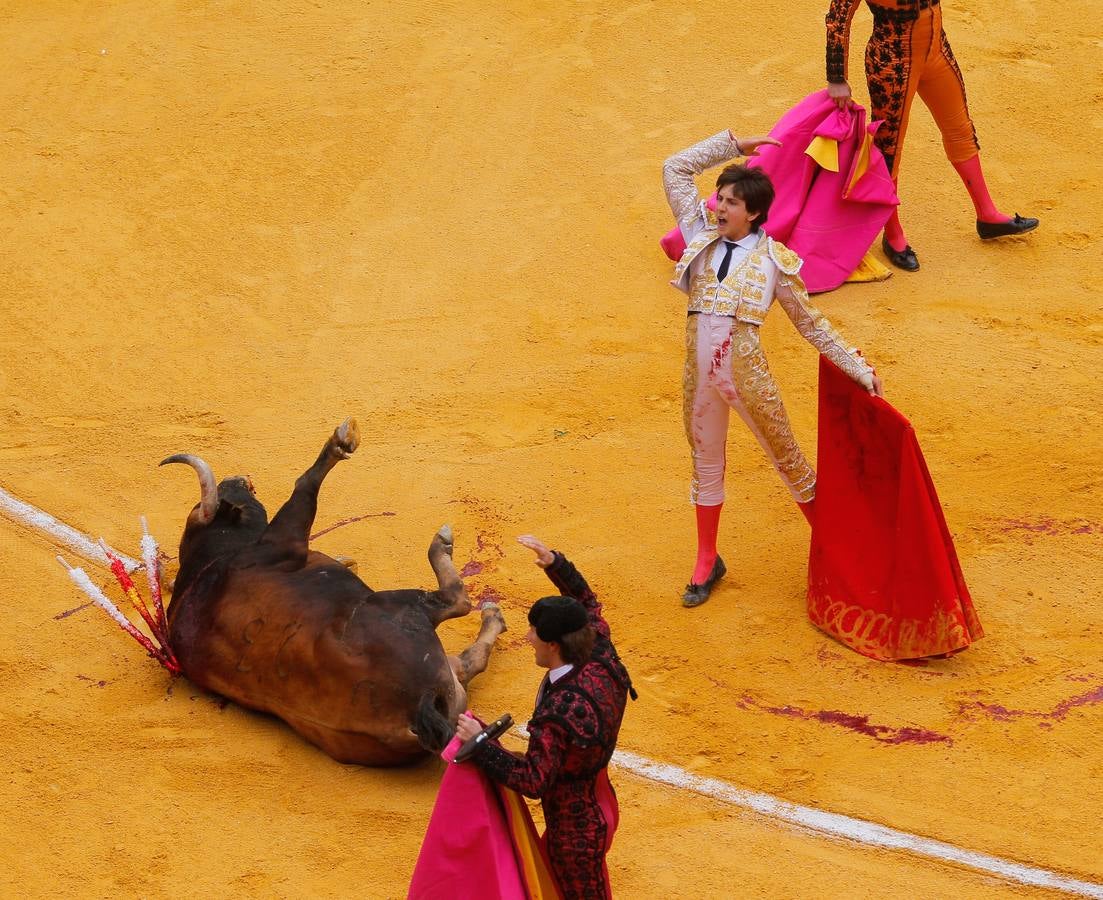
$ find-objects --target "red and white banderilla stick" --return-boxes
[57,557,180,675]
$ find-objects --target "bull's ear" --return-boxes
[217,498,246,524]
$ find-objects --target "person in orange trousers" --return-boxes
[825,0,1039,270]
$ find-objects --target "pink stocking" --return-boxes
[884,207,908,252]
[692,503,723,584]
[953,153,1004,223]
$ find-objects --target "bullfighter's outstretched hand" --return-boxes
[517,534,554,568]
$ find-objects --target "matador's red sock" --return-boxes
[883,207,909,252]
[692,502,723,584]
[953,153,1005,223]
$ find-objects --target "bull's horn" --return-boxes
[160,454,218,525]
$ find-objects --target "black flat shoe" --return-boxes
[976,213,1039,240]
[682,556,726,608]
[882,236,919,271]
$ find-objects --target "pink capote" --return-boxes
[408,733,529,900]
[660,90,899,293]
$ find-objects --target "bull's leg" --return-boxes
[260,418,360,561]
[422,525,473,627]
[448,604,507,688]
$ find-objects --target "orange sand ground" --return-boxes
[1,2,1100,897]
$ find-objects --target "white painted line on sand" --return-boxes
[0,486,140,572]
[612,748,1103,898]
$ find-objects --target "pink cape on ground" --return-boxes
[660,90,899,293]
[408,733,561,900]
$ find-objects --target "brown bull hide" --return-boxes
[162,419,506,766]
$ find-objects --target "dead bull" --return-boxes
[161,418,505,766]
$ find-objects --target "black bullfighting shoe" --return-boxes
[882,235,920,271]
[976,213,1040,240]
[682,556,726,608]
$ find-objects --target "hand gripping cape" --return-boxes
[408,731,561,900]
[660,90,899,293]
[807,358,984,660]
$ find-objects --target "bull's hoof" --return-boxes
[476,604,505,630]
[333,418,361,459]
[479,602,507,633]
[431,524,454,559]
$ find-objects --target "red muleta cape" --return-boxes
[808,358,984,660]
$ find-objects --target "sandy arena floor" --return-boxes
[1,2,1101,897]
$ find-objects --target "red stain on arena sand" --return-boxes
[310,510,395,540]
[995,516,1102,543]
[475,533,504,559]
[960,682,1103,724]
[737,695,951,745]
[55,601,93,620]
[461,533,505,579]
[474,585,506,608]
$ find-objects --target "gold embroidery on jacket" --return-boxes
[767,239,802,275]
[686,236,771,318]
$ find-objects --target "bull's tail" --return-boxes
[412,690,454,754]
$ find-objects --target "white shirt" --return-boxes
[548,663,574,684]
[691,229,760,280]
[536,663,575,707]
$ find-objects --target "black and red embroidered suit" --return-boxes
[472,552,634,900]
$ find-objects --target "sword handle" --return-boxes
[452,713,513,763]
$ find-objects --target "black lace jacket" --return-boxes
[473,551,634,798]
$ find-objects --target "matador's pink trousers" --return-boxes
[684,313,817,508]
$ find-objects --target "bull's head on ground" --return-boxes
[159,454,268,593]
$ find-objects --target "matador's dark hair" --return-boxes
[715,164,775,232]
[558,625,597,667]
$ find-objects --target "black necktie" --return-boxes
[534,673,549,714]
[717,241,739,282]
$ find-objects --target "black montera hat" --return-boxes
[528,595,588,642]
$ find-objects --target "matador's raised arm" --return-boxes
[662,130,743,237]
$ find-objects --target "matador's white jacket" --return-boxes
[663,130,874,387]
